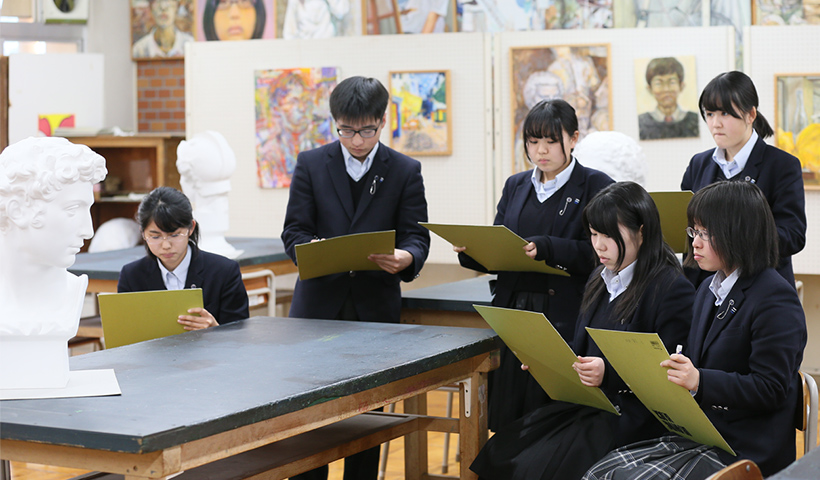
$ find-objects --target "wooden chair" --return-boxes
[242,269,276,317]
[704,459,763,480]
[68,315,104,354]
[799,371,819,454]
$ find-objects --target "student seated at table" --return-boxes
[583,181,807,480]
[470,181,693,480]
[118,186,249,329]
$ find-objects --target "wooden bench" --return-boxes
[68,411,455,480]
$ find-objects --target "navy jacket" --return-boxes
[118,245,249,325]
[459,162,614,341]
[681,137,806,284]
[689,268,806,476]
[281,140,430,323]
[573,265,694,447]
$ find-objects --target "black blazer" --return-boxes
[459,161,614,341]
[573,265,694,447]
[681,137,806,284]
[689,268,806,476]
[281,140,430,324]
[118,245,249,325]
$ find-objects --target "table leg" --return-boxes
[403,393,429,480]
[0,460,10,480]
[459,370,489,480]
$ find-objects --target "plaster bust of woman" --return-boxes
[0,137,106,389]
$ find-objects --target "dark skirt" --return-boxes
[471,402,617,480]
[488,291,554,432]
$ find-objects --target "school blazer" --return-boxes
[572,266,694,447]
[117,245,250,325]
[689,268,806,476]
[281,140,430,324]
[459,161,614,341]
[681,137,806,283]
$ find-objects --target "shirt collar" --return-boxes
[648,106,687,123]
[157,245,192,291]
[530,157,576,203]
[600,260,636,302]
[712,129,758,179]
[709,268,740,306]
[341,142,379,182]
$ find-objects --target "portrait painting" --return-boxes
[389,71,452,156]
[131,0,195,60]
[254,67,338,188]
[364,0,455,34]
[276,0,359,38]
[634,56,699,141]
[613,0,702,27]
[195,0,276,40]
[510,44,611,173]
[753,0,820,24]
[775,74,820,188]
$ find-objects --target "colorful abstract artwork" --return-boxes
[38,114,75,136]
[775,74,820,188]
[510,45,611,173]
[254,67,337,188]
[389,71,452,156]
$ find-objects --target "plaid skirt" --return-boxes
[582,435,727,480]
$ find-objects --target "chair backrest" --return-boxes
[799,371,819,454]
[242,269,276,316]
[704,459,762,480]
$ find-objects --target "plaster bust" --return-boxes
[0,137,107,389]
[573,131,648,187]
[177,131,242,258]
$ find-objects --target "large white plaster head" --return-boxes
[176,131,236,191]
[573,131,648,187]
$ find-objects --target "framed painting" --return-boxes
[194,0,276,40]
[613,0,702,27]
[753,0,820,24]
[254,67,338,188]
[775,74,820,188]
[43,0,91,24]
[363,0,456,34]
[279,0,359,38]
[131,0,195,61]
[633,56,699,141]
[510,44,612,173]
[389,70,452,156]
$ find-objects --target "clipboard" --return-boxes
[649,191,694,254]
[294,230,396,280]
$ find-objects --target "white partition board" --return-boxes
[185,33,493,265]
[747,26,820,275]
[8,54,104,144]
[495,27,735,193]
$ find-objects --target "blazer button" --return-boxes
[548,289,556,295]
[349,271,356,277]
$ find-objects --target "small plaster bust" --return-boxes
[573,131,648,187]
[0,137,107,389]
[177,131,242,258]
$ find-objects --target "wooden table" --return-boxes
[401,275,495,329]
[0,317,499,480]
[70,237,296,293]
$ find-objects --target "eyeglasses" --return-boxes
[337,121,381,139]
[216,0,254,10]
[143,229,191,245]
[686,227,710,242]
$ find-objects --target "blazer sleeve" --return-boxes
[394,159,430,282]
[766,148,806,259]
[281,153,319,265]
[117,265,135,293]
[215,260,249,324]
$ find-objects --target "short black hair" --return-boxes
[698,71,774,139]
[685,181,778,278]
[136,186,200,257]
[521,99,579,163]
[202,0,266,41]
[329,76,389,124]
[645,57,685,85]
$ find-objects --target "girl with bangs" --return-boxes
[470,181,693,480]
[118,186,249,330]
[584,181,806,480]
[681,71,805,287]
[456,99,614,432]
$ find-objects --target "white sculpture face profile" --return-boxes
[573,131,648,187]
[0,137,107,390]
[177,131,243,258]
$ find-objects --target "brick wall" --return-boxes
[136,60,185,133]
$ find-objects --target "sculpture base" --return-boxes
[0,336,69,389]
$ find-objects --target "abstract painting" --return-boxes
[38,114,75,136]
[775,74,820,188]
[510,44,611,173]
[254,67,338,188]
[389,71,452,156]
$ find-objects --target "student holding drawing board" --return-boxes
[118,186,249,329]
[584,181,806,479]
[470,181,693,480]
[455,99,614,431]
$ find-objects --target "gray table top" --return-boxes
[769,447,820,480]
[0,317,499,454]
[401,276,495,312]
[69,237,290,280]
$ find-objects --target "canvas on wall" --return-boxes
[278,0,359,38]
[131,0,195,60]
[510,44,611,173]
[195,0,276,40]
[634,56,699,141]
[613,0,702,27]
[455,0,610,32]
[389,71,452,156]
[364,0,456,34]
[43,0,90,23]
[753,0,820,24]
[775,74,820,188]
[254,67,338,188]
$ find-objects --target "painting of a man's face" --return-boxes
[648,73,683,110]
[151,0,179,28]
